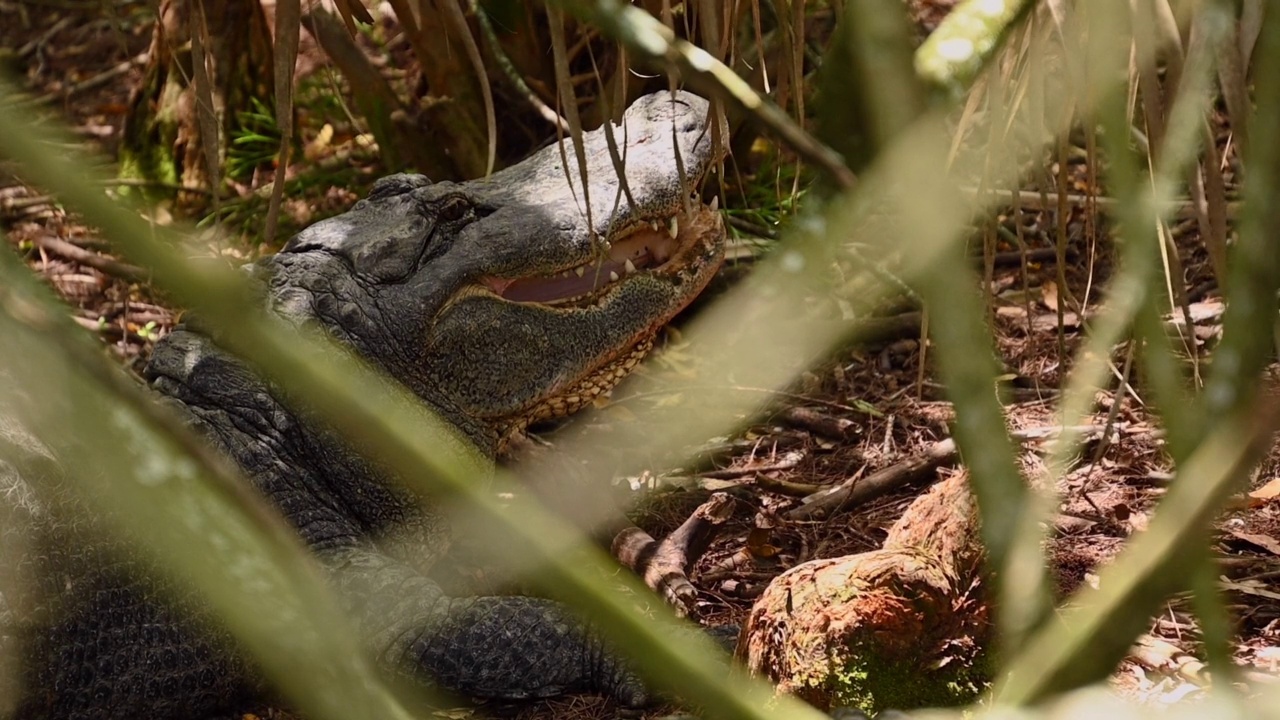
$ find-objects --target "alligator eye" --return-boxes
[368,173,431,202]
[439,196,470,222]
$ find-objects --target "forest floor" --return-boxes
[4,1,1280,719]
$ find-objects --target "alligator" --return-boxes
[0,90,725,719]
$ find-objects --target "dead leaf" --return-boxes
[746,527,780,558]
[1127,511,1149,533]
[1248,476,1280,505]
[303,123,334,161]
[1226,529,1280,556]
[1041,280,1060,311]
[1220,578,1280,601]
[1255,646,1280,671]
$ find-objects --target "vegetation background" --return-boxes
[4,0,1280,718]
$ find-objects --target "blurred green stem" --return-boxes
[915,0,1035,97]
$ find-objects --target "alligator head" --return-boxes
[261,91,725,451]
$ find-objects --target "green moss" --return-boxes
[117,100,180,202]
[117,146,178,197]
[820,641,992,716]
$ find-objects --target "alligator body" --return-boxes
[1,91,724,719]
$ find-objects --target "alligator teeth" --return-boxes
[623,258,636,274]
[574,266,585,277]
[609,270,620,282]
[709,195,719,212]
[601,239,612,252]
[667,216,679,239]
[651,220,660,232]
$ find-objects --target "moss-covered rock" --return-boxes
[740,473,991,714]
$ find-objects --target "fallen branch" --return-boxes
[32,234,148,284]
[779,406,860,441]
[755,474,825,497]
[67,55,145,97]
[787,438,956,520]
[788,424,1119,520]
[986,246,1078,267]
[45,52,148,102]
[16,16,74,60]
[961,186,1243,221]
[612,492,734,616]
[699,450,803,480]
[1,193,55,218]
[846,310,924,345]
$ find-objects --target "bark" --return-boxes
[740,472,991,714]
[120,0,273,213]
[389,0,490,179]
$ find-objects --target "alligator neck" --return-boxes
[144,328,440,541]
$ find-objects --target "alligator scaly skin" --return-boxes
[1,91,724,718]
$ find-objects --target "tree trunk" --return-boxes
[120,0,273,213]
[739,472,992,715]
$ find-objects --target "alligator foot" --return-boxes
[612,493,733,616]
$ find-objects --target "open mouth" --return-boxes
[479,195,723,306]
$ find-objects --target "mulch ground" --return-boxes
[4,1,1280,719]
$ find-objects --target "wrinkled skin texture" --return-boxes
[2,91,724,719]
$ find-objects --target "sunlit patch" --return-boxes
[938,37,976,62]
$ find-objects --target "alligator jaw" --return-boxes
[479,197,721,308]
[487,200,725,448]
[266,90,726,452]
[410,91,727,447]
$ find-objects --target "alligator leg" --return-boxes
[145,343,653,709]
[322,544,651,706]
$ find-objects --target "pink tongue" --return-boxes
[498,260,627,302]
[487,229,671,303]
[501,274,598,302]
